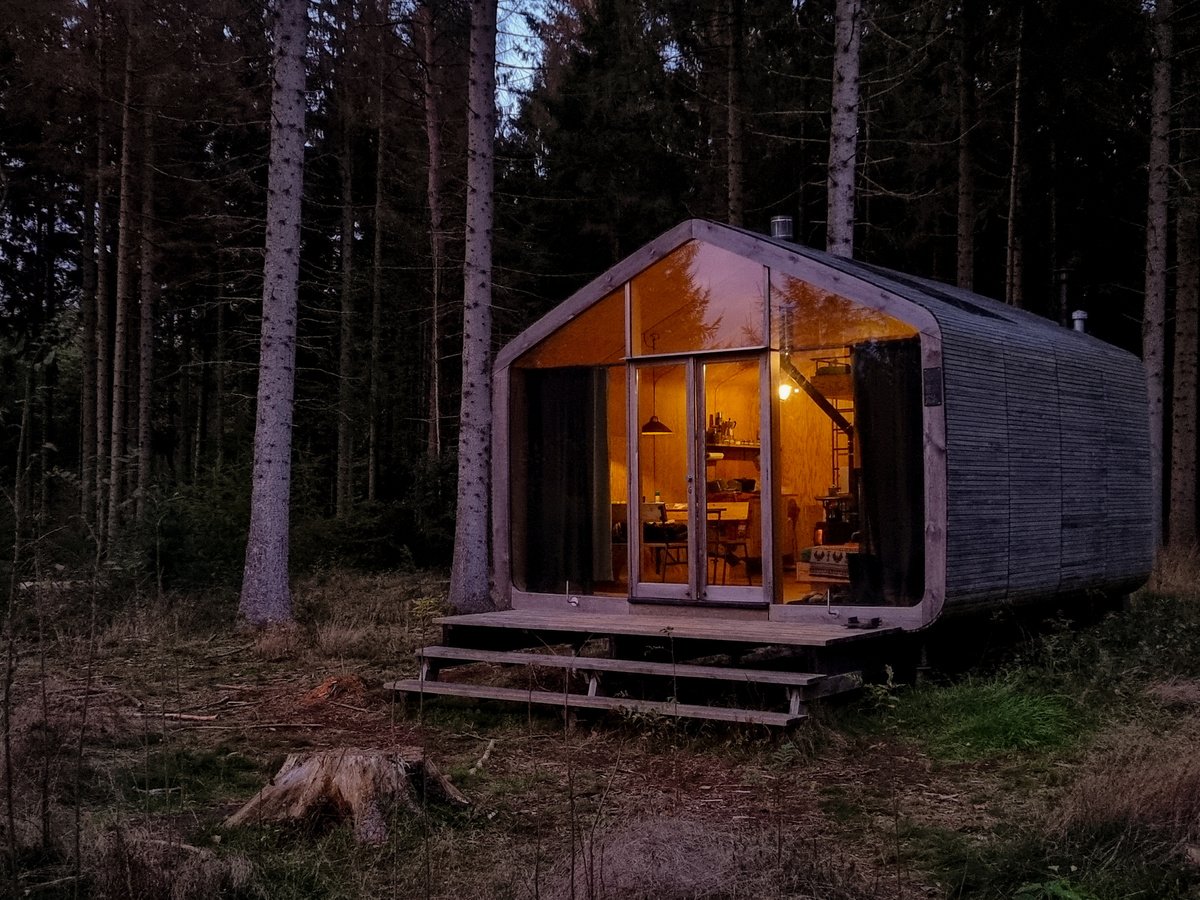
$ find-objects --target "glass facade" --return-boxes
[509,240,926,607]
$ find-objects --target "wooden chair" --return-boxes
[639,502,687,581]
[706,501,751,585]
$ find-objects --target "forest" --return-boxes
[1,0,1198,593]
[8,3,1200,899]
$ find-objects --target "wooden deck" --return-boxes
[385,608,893,726]
[433,610,900,647]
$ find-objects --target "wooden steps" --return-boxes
[385,626,867,725]
[387,679,802,726]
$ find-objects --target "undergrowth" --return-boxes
[895,678,1081,761]
[5,574,1200,898]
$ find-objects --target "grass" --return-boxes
[897,818,1199,900]
[5,571,1200,898]
[894,678,1083,761]
[101,747,268,812]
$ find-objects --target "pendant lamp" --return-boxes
[640,338,672,435]
[640,414,672,435]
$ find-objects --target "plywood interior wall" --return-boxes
[778,350,851,552]
[636,364,690,504]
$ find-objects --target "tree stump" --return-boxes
[223,748,468,844]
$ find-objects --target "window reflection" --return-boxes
[631,240,765,355]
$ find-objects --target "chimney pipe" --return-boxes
[770,216,794,241]
[1072,310,1088,333]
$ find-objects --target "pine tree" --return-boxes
[240,0,309,626]
[448,0,499,614]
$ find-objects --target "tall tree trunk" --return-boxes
[239,0,309,626]
[420,1,444,459]
[726,0,744,227]
[1004,5,1025,308]
[955,0,977,291]
[448,0,498,615]
[38,207,56,526]
[78,0,105,524]
[1144,0,1172,554]
[136,100,156,521]
[368,80,385,501]
[826,0,862,258]
[192,355,206,482]
[1170,72,1197,550]
[106,32,137,546]
[177,326,192,480]
[94,81,111,536]
[335,0,355,518]
[215,262,227,471]
[336,99,354,518]
[80,133,98,523]
[1170,188,1198,550]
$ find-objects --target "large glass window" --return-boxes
[770,271,924,607]
[511,289,628,596]
[631,240,766,356]
[517,288,626,368]
[770,274,916,352]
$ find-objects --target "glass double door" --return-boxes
[631,355,767,604]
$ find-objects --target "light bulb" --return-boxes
[778,382,793,401]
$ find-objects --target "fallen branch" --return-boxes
[330,700,372,713]
[177,722,328,730]
[135,712,219,722]
[469,738,496,775]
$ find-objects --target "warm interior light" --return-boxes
[778,382,793,401]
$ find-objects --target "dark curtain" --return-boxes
[524,368,612,593]
[851,339,924,604]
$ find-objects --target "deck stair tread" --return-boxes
[384,679,801,726]
[417,645,839,687]
[435,611,899,647]
[388,609,881,725]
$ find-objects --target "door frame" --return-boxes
[627,351,773,606]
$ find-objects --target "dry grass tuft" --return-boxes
[1153,547,1200,599]
[88,827,252,900]
[1,676,134,839]
[540,815,877,900]
[1147,679,1200,708]
[1051,721,1200,853]
[314,623,378,658]
[252,622,306,661]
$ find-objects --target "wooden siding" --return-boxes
[1056,348,1109,592]
[941,331,1011,605]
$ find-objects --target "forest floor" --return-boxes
[5,568,1200,899]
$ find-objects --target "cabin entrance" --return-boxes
[631,355,767,605]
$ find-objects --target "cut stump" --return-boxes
[224,748,468,844]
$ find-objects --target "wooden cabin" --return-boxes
[388,219,1152,724]
[494,219,1152,624]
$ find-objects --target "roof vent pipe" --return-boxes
[1072,310,1088,333]
[770,215,794,241]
